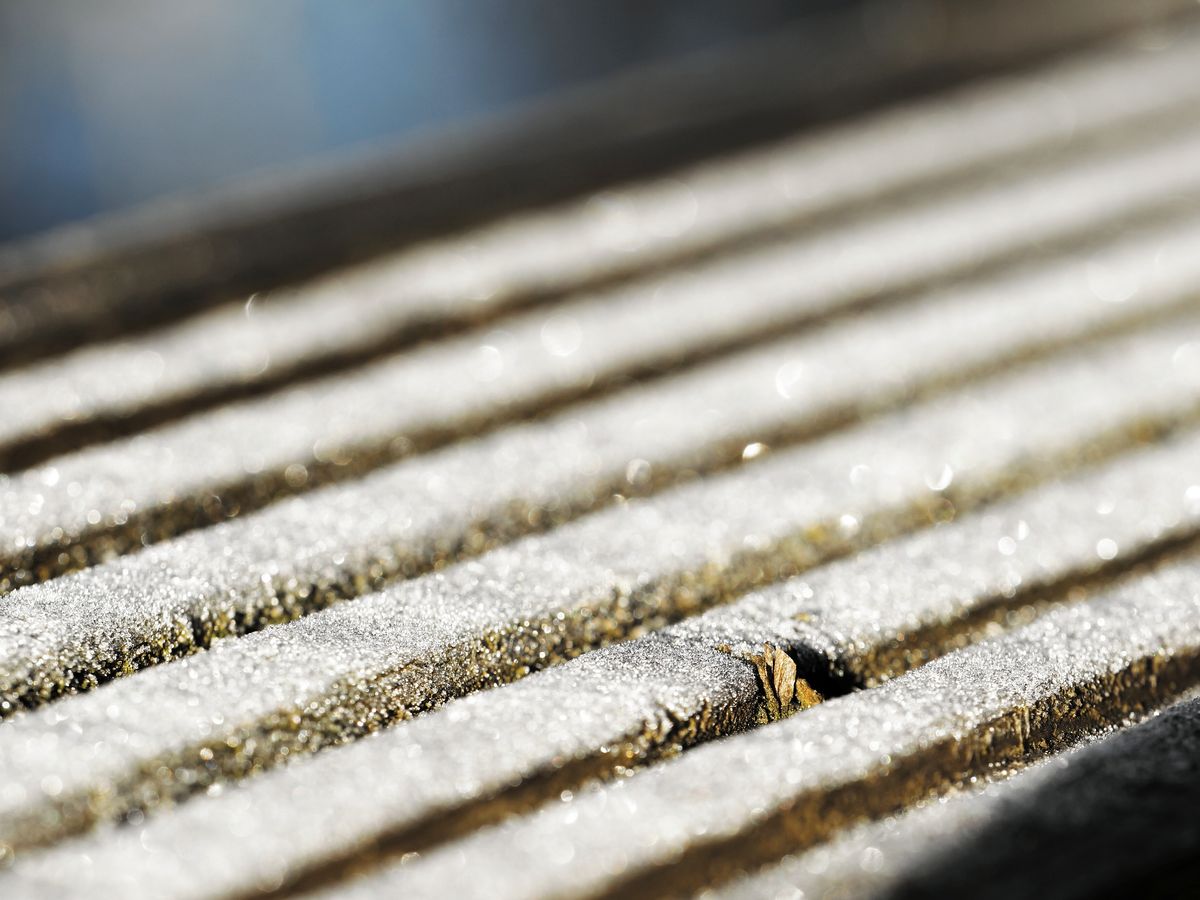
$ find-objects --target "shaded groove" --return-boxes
[855,533,1200,688]
[1,319,1199,858]
[7,25,1200,470]
[8,123,1200,595]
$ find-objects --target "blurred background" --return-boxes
[0,0,810,243]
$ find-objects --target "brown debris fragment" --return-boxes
[747,643,823,721]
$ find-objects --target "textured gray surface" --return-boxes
[7,430,1200,899]
[2,314,1200,857]
[330,560,1200,900]
[6,112,1200,594]
[4,215,1200,717]
[2,23,1200,900]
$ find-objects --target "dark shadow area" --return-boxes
[885,696,1200,900]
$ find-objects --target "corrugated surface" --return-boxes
[2,17,1199,900]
